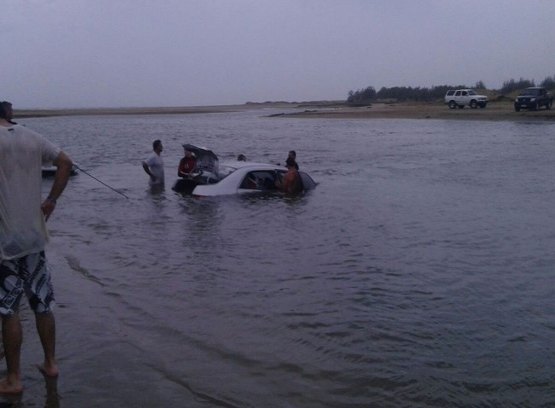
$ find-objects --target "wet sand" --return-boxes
[14,105,247,118]
[15,101,555,122]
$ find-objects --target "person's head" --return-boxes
[184,149,194,158]
[288,150,296,160]
[237,154,246,161]
[0,101,11,120]
[153,140,163,153]
[286,157,296,169]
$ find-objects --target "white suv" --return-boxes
[444,89,488,109]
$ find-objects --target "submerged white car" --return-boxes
[191,161,317,197]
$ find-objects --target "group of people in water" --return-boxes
[1,102,303,396]
[142,140,303,194]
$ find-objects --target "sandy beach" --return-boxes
[15,101,555,122]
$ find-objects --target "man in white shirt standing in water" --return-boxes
[0,102,73,394]
[142,139,165,188]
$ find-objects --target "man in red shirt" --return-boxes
[178,148,197,178]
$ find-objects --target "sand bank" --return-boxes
[273,102,555,122]
[14,105,246,119]
[14,101,555,122]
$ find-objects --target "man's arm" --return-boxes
[41,151,73,221]
[143,161,154,178]
[177,158,185,177]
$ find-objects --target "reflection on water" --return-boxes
[43,376,60,408]
[13,112,554,406]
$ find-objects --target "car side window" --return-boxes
[462,91,468,96]
[240,171,280,191]
[240,172,259,189]
[455,91,461,96]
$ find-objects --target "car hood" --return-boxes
[516,94,537,99]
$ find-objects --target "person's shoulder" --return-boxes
[2,124,24,133]
[12,125,52,143]
[16,125,48,140]
[13,124,34,132]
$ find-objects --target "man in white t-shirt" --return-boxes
[0,105,73,394]
[142,139,164,187]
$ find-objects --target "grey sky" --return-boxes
[2,0,555,108]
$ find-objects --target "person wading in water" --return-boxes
[276,157,303,194]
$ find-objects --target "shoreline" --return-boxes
[14,105,248,119]
[14,101,555,122]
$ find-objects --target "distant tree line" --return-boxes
[500,75,555,93]
[347,74,555,105]
[347,85,465,105]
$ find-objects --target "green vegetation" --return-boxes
[499,78,535,94]
[347,75,555,105]
[347,87,376,105]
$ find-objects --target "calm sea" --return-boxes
[6,109,555,407]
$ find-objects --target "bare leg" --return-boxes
[0,314,23,394]
[35,312,58,377]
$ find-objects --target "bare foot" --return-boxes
[0,377,23,394]
[37,363,59,378]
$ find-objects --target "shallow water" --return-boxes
[5,110,555,407]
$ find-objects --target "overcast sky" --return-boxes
[2,0,555,108]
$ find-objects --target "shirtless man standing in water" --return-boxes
[277,158,303,194]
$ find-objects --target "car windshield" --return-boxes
[521,89,540,96]
[217,164,238,179]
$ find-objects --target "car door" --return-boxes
[460,90,469,104]
[238,170,282,194]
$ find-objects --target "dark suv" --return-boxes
[514,87,553,111]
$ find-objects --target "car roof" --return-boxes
[220,161,286,170]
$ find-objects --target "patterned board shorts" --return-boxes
[0,251,55,316]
